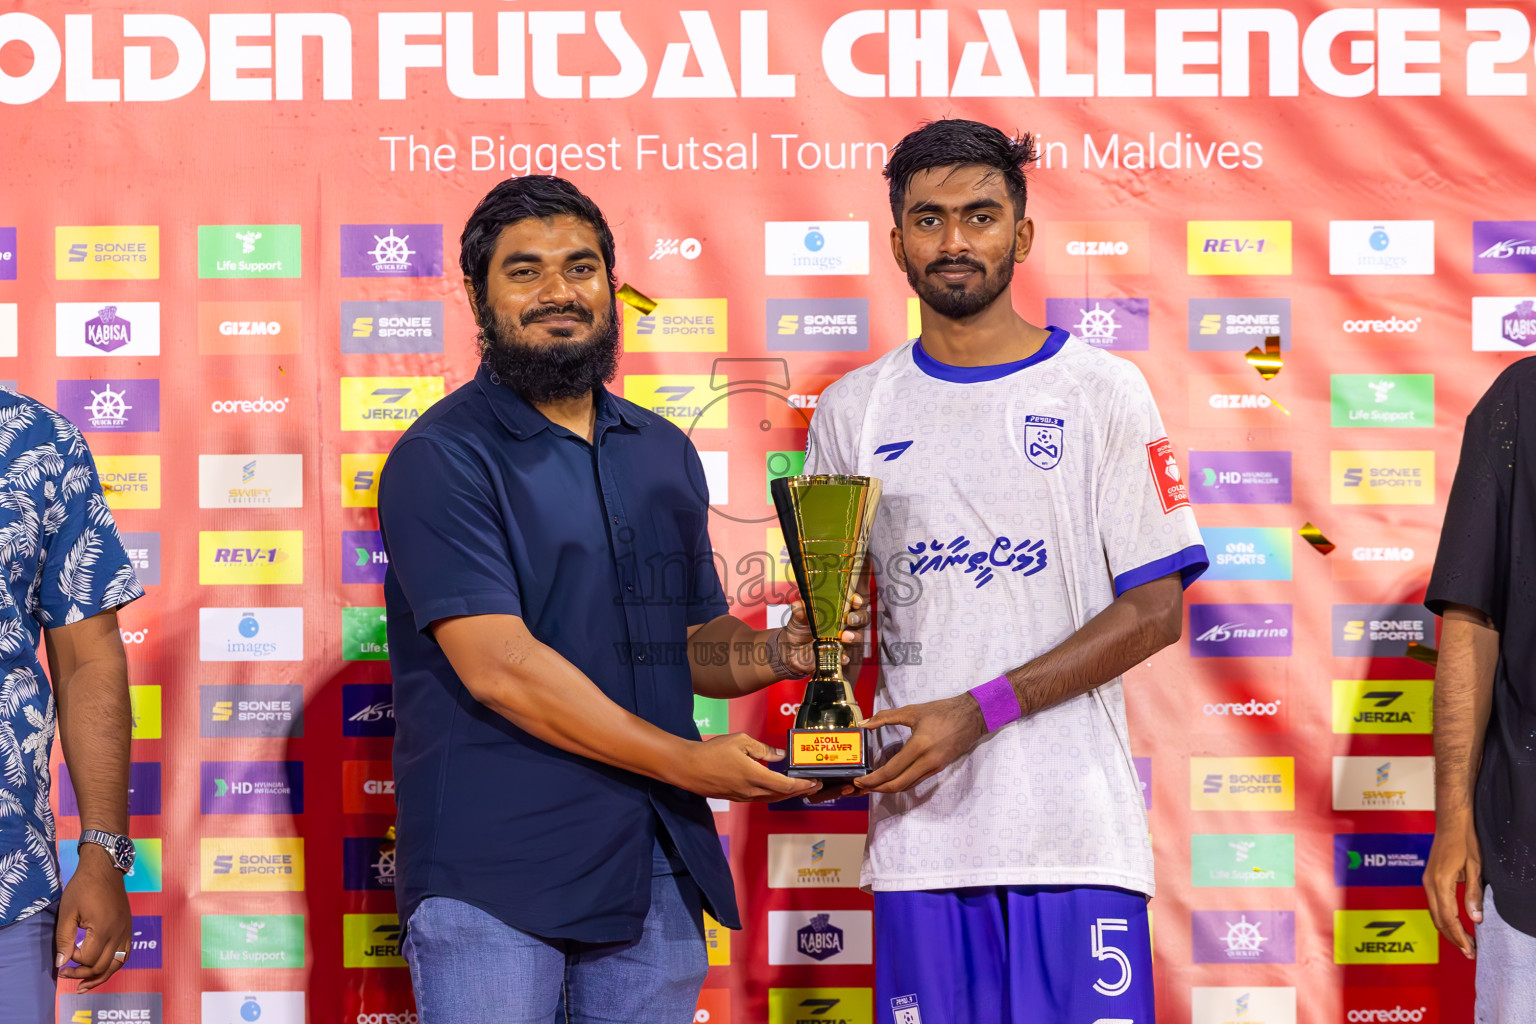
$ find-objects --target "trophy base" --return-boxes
[786,728,868,779]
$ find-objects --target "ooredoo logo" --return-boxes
[1343,315,1422,334]
[1203,699,1282,717]
[211,396,290,414]
[1348,1010,1427,1023]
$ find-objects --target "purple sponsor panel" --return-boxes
[1190,604,1293,658]
[1473,221,1536,273]
[1189,451,1292,504]
[340,224,443,278]
[342,682,395,737]
[1134,756,1152,809]
[1045,297,1149,350]
[0,227,15,279]
[60,762,161,816]
[126,915,162,969]
[1191,909,1296,963]
[343,837,394,891]
[56,378,160,432]
[200,760,304,815]
[342,530,388,585]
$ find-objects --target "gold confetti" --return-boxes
[616,283,657,314]
[1245,334,1283,380]
[1407,642,1439,667]
[1265,395,1292,416]
[1298,521,1335,555]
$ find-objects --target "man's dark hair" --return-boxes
[883,120,1038,225]
[459,175,618,313]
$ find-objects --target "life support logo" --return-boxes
[1024,415,1063,470]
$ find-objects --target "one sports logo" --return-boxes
[874,440,913,461]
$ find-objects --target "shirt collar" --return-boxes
[912,326,1069,383]
[474,363,650,439]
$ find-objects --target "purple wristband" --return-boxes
[968,674,1021,732]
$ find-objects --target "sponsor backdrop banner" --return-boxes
[4,2,1523,1020]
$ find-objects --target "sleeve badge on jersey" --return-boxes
[1146,437,1190,512]
[1025,415,1064,470]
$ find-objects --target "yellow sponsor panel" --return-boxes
[1190,756,1294,811]
[1187,221,1292,275]
[906,296,921,339]
[55,225,160,280]
[97,455,161,510]
[199,531,304,585]
[791,730,864,768]
[623,375,727,429]
[129,685,161,740]
[623,299,728,352]
[768,988,873,1024]
[1334,910,1438,964]
[704,911,731,965]
[341,453,387,508]
[1331,450,1435,505]
[201,837,305,892]
[1332,680,1433,734]
[340,376,444,431]
[343,913,405,968]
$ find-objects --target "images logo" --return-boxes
[1187,221,1292,275]
[58,994,163,1024]
[60,762,161,817]
[767,989,873,1024]
[57,379,159,433]
[0,304,14,357]
[201,914,304,968]
[198,224,301,278]
[197,300,303,354]
[1332,680,1433,735]
[340,377,445,431]
[201,761,304,815]
[342,531,388,585]
[97,455,161,510]
[1332,451,1434,505]
[1471,296,1536,349]
[340,224,443,277]
[766,298,869,352]
[1189,451,1291,504]
[201,684,303,738]
[1332,375,1433,428]
[1190,834,1295,888]
[1189,604,1292,658]
[342,682,395,737]
[341,453,387,508]
[198,455,303,509]
[1190,988,1296,1024]
[1190,757,1295,811]
[623,375,727,429]
[1334,834,1433,887]
[55,226,159,280]
[343,914,405,967]
[341,299,445,354]
[768,834,863,889]
[623,298,728,353]
[1045,297,1149,350]
[199,608,304,662]
[1199,527,1292,582]
[1044,221,1149,275]
[1330,221,1435,275]
[342,607,389,661]
[61,838,162,894]
[1192,910,1295,963]
[1331,605,1432,658]
[1334,910,1438,964]
[1473,221,1536,273]
[0,227,14,280]
[56,301,161,357]
[343,836,397,891]
[199,531,304,585]
[764,221,869,276]
[1333,756,1434,811]
[201,837,305,892]
[200,993,306,1023]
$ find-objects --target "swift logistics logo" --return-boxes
[58,994,163,1024]
[623,375,728,428]
[55,226,159,280]
[766,298,869,352]
[1191,910,1295,963]
[201,837,305,892]
[767,989,873,1024]
[1334,834,1433,886]
[1332,680,1433,734]
[343,914,405,967]
[343,760,397,814]
[340,224,443,277]
[1332,451,1434,505]
[764,221,869,276]
[1187,221,1292,275]
[1189,451,1292,504]
[1334,910,1438,964]
[56,379,160,432]
[201,761,304,815]
[625,298,728,352]
[1189,604,1292,657]
[1190,757,1295,811]
[1043,221,1149,275]
[1187,298,1291,350]
[341,299,444,354]
[1190,833,1295,888]
[1199,527,1292,582]
[96,455,161,510]
[1190,988,1296,1024]
[1332,757,1435,811]
[198,608,304,662]
[1473,221,1536,273]
[1471,296,1536,350]
[198,455,303,509]
[341,453,387,507]
[343,836,397,891]
[55,301,160,357]
[199,530,303,585]
[767,834,863,888]
[1331,375,1434,428]
[200,683,304,738]
[1330,221,1435,275]
[342,607,389,661]
[340,376,445,430]
[198,224,301,278]
[197,300,303,354]
[201,914,304,968]
[767,911,872,965]
[1045,297,1148,350]
[342,682,395,736]
[1331,604,1432,657]
[342,531,388,584]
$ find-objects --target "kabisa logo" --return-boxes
[1332,451,1434,505]
[766,298,869,352]
[1199,527,1292,583]
[1342,315,1422,334]
[55,226,160,280]
[197,224,302,279]
[1187,221,1292,275]
[1190,757,1295,811]
[342,683,396,737]
[343,914,406,967]
[340,224,444,278]
[199,607,304,663]
[57,379,159,433]
[341,300,445,354]
[340,377,446,431]
[622,375,728,429]
[1186,298,1291,351]
[59,993,163,1023]
[1332,680,1433,735]
[764,221,869,276]
[1329,221,1435,275]
[343,836,397,891]
[1045,221,1149,275]
[1332,756,1434,811]
[201,684,304,738]
[1334,910,1438,964]
[1332,604,1430,657]
[1189,451,1292,504]
[769,911,872,965]
[799,915,845,960]
[1473,220,1536,273]
[1192,910,1295,964]
[197,301,302,354]
[1333,833,1433,887]
[1045,297,1149,350]
[625,298,729,353]
[201,837,305,892]
[1189,604,1292,657]
[767,989,873,1024]
[56,301,160,357]
[1472,296,1536,349]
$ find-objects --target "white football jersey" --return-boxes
[804,328,1206,895]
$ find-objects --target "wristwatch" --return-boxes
[78,830,136,874]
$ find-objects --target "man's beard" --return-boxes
[477,298,621,404]
[905,245,1016,321]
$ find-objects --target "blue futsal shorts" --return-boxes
[874,885,1155,1024]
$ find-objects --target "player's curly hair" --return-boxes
[883,120,1038,225]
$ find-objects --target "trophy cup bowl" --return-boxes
[770,474,883,779]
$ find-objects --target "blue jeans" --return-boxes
[0,904,57,1024]
[403,847,709,1024]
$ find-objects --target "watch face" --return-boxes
[115,837,136,872]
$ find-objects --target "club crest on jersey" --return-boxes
[1025,415,1065,470]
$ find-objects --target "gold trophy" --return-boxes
[771,474,882,778]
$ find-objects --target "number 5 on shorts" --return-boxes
[1090,918,1132,997]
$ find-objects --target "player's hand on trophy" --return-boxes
[851,694,988,794]
[775,592,870,677]
[675,733,822,802]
